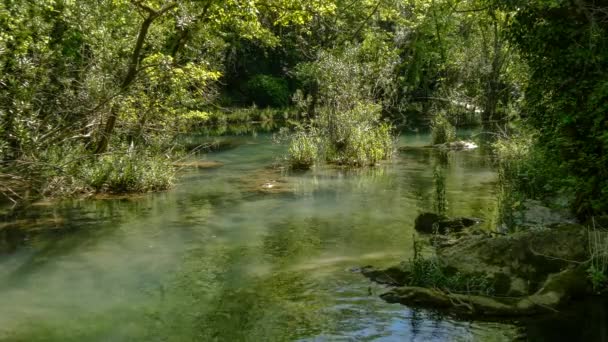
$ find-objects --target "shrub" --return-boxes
[431,111,456,145]
[37,146,175,196]
[286,102,394,169]
[287,131,318,170]
[81,152,174,193]
[246,74,290,108]
[286,45,396,169]
[321,103,394,166]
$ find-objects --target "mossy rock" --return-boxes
[360,265,411,286]
[437,223,588,295]
[414,212,481,234]
[380,266,589,317]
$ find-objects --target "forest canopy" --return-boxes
[0,0,606,219]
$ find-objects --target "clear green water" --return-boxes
[0,132,589,341]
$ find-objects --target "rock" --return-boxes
[436,141,478,150]
[437,223,588,296]
[414,212,481,234]
[360,265,410,286]
[514,200,575,228]
[381,266,589,317]
[239,166,294,195]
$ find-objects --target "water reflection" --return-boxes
[0,132,596,341]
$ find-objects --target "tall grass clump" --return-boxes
[588,219,608,292]
[493,131,536,230]
[286,43,396,170]
[82,152,174,193]
[287,130,319,170]
[431,111,456,145]
[285,103,394,169]
[37,145,175,197]
[409,239,495,296]
[433,166,447,215]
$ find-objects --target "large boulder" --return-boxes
[512,200,575,229]
[360,265,410,286]
[437,223,588,296]
[381,266,589,317]
[414,212,480,234]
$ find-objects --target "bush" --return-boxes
[287,131,318,170]
[286,45,396,169]
[38,146,175,196]
[246,74,290,108]
[321,103,394,166]
[82,152,174,193]
[431,111,456,145]
[286,102,394,169]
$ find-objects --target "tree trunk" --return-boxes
[95,2,177,154]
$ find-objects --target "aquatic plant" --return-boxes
[39,145,175,196]
[588,220,608,292]
[286,103,394,169]
[409,239,495,296]
[431,111,456,145]
[433,166,447,216]
[288,130,319,170]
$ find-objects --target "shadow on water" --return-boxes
[0,130,604,341]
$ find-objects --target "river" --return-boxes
[0,132,605,341]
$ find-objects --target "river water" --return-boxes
[0,132,604,341]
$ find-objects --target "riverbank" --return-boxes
[362,210,607,319]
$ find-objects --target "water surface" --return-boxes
[0,132,584,341]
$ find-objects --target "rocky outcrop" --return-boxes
[437,223,588,296]
[381,266,588,316]
[360,265,410,286]
[414,212,481,234]
[364,222,592,317]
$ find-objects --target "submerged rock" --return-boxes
[414,212,481,234]
[239,166,294,195]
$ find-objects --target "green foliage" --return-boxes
[410,239,495,296]
[82,153,174,193]
[286,44,395,169]
[587,265,607,293]
[286,102,394,169]
[588,224,608,292]
[38,146,174,196]
[246,75,291,108]
[431,111,456,145]
[490,0,608,218]
[433,167,447,215]
[287,131,319,170]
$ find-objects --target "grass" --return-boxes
[588,218,608,292]
[285,102,395,170]
[409,238,495,296]
[431,111,457,145]
[37,145,175,197]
